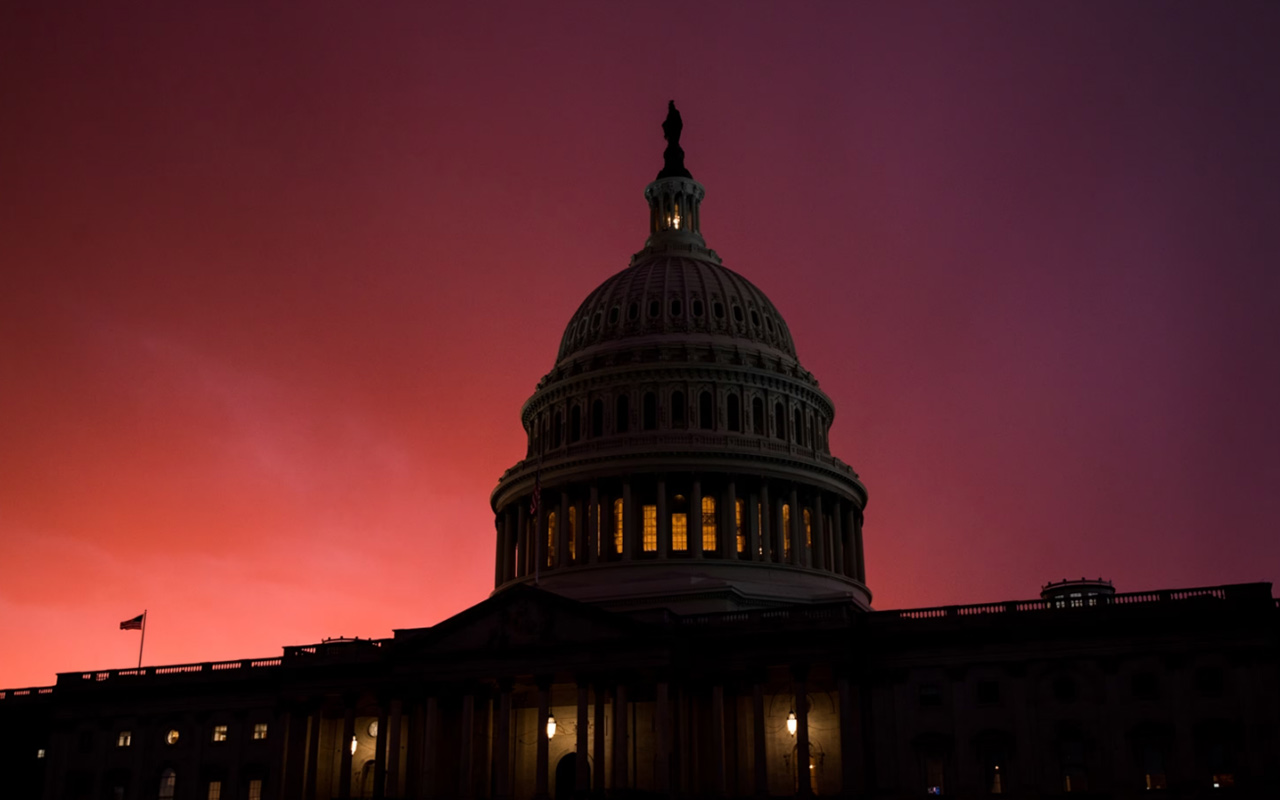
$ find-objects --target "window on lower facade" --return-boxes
[701,496,717,551]
[671,512,688,551]
[567,506,577,561]
[247,779,263,800]
[642,505,657,551]
[117,731,132,747]
[546,511,557,564]
[782,504,791,559]
[252,723,268,740]
[207,780,222,800]
[212,724,227,742]
[613,499,624,553]
[803,508,812,547]
[735,498,745,553]
[159,769,176,800]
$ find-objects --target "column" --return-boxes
[612,683,629,790]
[517,503,530,577]
[837,677,856,797]
[303,707,322,800]
[760,484,773,562]
[655,681,672,794]
[747,491,761,562]
[622,482,635,560]
[504,510,516,582]
[422,696,440,799]
[691,480,703,558]
[854,511,866,582]
[812,494,826,572]
[843,507,857,578]
[386,699,403,799]
[458,692,475,798]
[657,478,670,557]
[711,685,727,796]
[752,683,767,798]
[722,481,737,559]
[789,488,803,567]
[493,680,513,800]
[558,492,571,569]
[587,486,599,564]
[339,705,356,799]
[374,704,389,798]
[281,706,307,800]
[593,687,607,794]
[794,666,812,797]
[494,517,506,586]
[831,501,845,578]
[535,679,551,800]
[576,682,591,794]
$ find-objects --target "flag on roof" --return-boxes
[120,613,144,630]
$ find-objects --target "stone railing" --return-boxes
[0,685,55,701]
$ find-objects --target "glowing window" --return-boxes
[117,731,131,747]
[782,504,791,559]
[207,781,222,800]
[803,509,812,547]
[613,499,624,553]
[166,729,180,745]
[546,511,557,564]
[702,496,717,551]
[567,507,577,561]
[756,502,764,557]
[159,769,176,800]
[671,512,688,551]
[248,780,263,800]
[212,724,227,742]
[642,505,657,551]
[735,499,745,553]
[252,723,268,740]
[37,748,45,759]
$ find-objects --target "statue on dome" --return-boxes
[657,100,693,179]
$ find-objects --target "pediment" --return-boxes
[398,585,642,656]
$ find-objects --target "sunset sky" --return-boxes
[3,2,1278,688]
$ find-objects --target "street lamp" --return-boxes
[546,715,557,739]
[787,711,797,737]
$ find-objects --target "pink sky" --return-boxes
[2,2,1278,688]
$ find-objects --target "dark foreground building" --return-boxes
[3,107,1277,800]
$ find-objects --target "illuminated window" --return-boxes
[166,729,180,745]
[212,724,227,742]
[546,511,557,563]
[207,780,222,800]
[613,499,624,553]
[803,508,812,547]
[36,748,45,759]
[567,507,577,561]
[642,505,657,551]
[756,502,764,557]
[117,731,131,747]
[735,499,745,553]
[671,512,688,551]
[782,504,791,559]
[159,769,176,800]
[252,723,268,740]
[702,496,717,551]
[247,779,263,800]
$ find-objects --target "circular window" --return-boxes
[367,720,379,738]
[627,302,639,321]
[670,299,682,317]
[732,305,744,323]
[165,729,180,745]
[648,300,660,318]
[691,298,704,317]
[713,302,725,319]
[750,309,760,327]
[608,306,620,325]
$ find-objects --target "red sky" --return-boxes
[3,2,1278,688]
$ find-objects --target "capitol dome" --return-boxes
[491,103,869,613]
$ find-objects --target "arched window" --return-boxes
[752,397,765,435]
[159,769,176,800]
[727,394,741,432]
[569,405,581,444]
[612,499,624,554]
[701,496,717,552]
[782,504,791,560]
[567,506,577,561]
[699,391,714,430]
[546,511,557,565]
[642,392,657,430]
[642,504,657,552]
[552,411,563,448]
[671,391,686,428]
[794,408,803,443]
[616,394,630,434]
[774,403,786,440]
[591,399,604,438]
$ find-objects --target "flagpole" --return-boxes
[137,610,147,669]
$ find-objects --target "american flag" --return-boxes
[120,613,144,630]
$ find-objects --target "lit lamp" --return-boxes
[787,711,797,737]
[546,715,557,740]
[349,735,357,755]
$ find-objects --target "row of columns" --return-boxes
[282,669,863,799]
[494,480,866,587]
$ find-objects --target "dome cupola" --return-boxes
[490,103,869,613]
